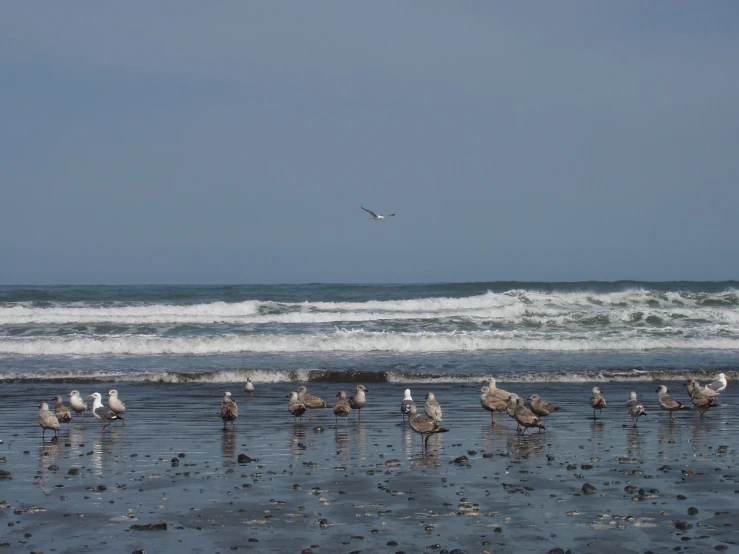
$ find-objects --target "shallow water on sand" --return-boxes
[1,382,738,553]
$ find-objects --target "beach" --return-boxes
[1,380,737,554]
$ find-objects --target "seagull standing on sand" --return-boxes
[513,397,546,434]
[685,379,718,418]
[244,378,255,396]
[424,392,443,422]
[349,384,368,420]
[361,207,395,220]
[220,392,238,430]
[333,391,352,426]
[625,391,648,428]
[108,389,126,425]
[479,386,507,423]
[687,378,719,398]
[706,373,728,394]
[400,389,415,422]
[488,378,513,401]
[38,402,60,439]
[53,395,72,425]
[529,394,560,422]
[589,387,607,420]
[68,390,87,417]
[408,404,448,451]
[296,386,328,420]
[656,385,690,421]
[287,391,306,422]
[506,394,522,432]
[88,392,124,434]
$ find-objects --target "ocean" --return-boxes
[1,281,737,384]
[3,282,738,553]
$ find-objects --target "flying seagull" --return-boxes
[361,207,395,220]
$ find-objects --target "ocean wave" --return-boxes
[1,329,738,356]
[0,367,732,385]
[1,288,737,327]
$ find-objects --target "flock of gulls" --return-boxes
[38,373,729,452]
[38,389,126,438]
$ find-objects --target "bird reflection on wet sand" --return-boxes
[221,429,236,458]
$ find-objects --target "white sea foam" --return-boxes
[0,366,728,384]
[1,289,737,328]
[1,329,737,356]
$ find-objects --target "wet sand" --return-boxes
[0,381,737,553]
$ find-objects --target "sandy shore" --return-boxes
[0,381,737,553]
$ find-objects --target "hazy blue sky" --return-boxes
[2,2,738,284]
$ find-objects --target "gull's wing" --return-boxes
[361,207,379,218]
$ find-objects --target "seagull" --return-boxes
[687,378,719,397]
[625,391,648,428]
[361,207,395,220]
[505,393,522,432]
[424,392,442,422]
[656,385,690,421]
[488,378,513,401]
[244,377,255,396]
[87,392,124,434]
[528,394,560,421]
[220,392,238,430]
[333,391,352,426]
[589,387,607,420]
[53,395,72,425]
[400,389,415,422]
[705,373,728,394]
[349,385,368,420]
[513,397,546,434]
[408,404,448,451]
[68,390,88,417]
[108,389,126,425]
[287,391,306,422]
[38,402,60,439]
[479,386,507,423]
[684,379,718,418]
[296,386,328,420]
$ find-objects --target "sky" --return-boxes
[2,2,738,284]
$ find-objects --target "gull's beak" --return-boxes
[87,394,94,398]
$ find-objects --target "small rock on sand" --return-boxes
[581,483,597,495]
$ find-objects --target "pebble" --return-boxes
[130,522,168,531]
[581,483,597,495]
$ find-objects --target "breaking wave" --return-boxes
[1,329,738,356]
[0,367,732,385]
[1,288,737,327]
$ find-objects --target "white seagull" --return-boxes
[361,207,395,220]
[706,373,728,394]
[88,392,124,433]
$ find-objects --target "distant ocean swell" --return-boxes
[0,367,732,385]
